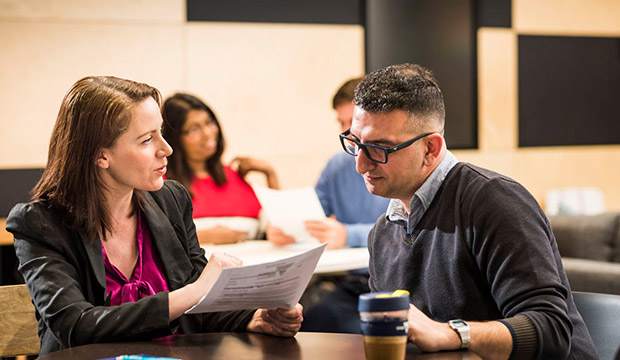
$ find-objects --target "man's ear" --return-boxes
[96,150,110,169]
[423,134,444,166]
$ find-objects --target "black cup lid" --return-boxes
[358,290,410,312]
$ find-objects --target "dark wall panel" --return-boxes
[0,168,43,217]
[365,0,478,149]
[187,0,364,25]
[476,0,511,28]
[518,35,620,147]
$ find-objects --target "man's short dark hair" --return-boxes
[332,77,363,109]
[353,63,445,130]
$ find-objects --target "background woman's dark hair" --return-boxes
[162,93,227,195]
[33,76,161,241]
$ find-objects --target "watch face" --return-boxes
[449,319,471,349]
[450,319,467,328]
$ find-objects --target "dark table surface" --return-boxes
[37,332,481,360]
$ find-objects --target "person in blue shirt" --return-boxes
[267,78,389,332]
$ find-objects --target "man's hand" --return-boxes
[407,303,461,352]
[407,303,513,359]
[266,225,296,246]
[304,217,347,249]
[247,303,303,337]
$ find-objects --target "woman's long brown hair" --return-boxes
[32,76,161,241]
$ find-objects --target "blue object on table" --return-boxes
[99,355,181,360]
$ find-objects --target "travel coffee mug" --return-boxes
[358,290,410,360]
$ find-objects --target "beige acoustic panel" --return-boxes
[515,146,620,211]
[451,150,518,182]
[514,0,620,36]
[0,21,185,168]
[245,153,331,193]
[0,0,185,23]
[453,146,620,212]
[184,22,365,188]
[477,28,517,152]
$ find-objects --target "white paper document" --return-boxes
[252,186,326,243]
[186,243,327,314]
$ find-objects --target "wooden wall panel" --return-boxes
[0,0,184,22]
[477,28,517,152]
[0,21,185,168]
[184,22,364,188]
[0,1,364,192]
[514,0,620,36]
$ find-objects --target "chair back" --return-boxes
[573,291,620,360]
[0,284,40,357]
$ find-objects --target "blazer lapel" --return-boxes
[80,230,106,291]
[142,194,195,291]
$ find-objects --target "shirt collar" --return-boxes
[386,150,458,235]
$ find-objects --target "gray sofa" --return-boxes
[548,213,620,295]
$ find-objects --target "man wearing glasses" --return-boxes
[346,63,595,359]
[268,78,390,333]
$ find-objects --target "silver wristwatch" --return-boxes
[448,319,471,349]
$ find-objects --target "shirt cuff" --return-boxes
[344,223,374,248]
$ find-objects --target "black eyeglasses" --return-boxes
[181,119,217,137]
[339,129,435,164]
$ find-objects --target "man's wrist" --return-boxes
[443,323,463,350]
[448,319,471,349]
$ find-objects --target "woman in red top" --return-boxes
[162,93,279,244]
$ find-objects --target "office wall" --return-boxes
[461,0,620,210]
[0,0,364,197]
[365,0,478,149]
[0,0,619,211]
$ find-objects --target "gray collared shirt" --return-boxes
[385,150,458,237]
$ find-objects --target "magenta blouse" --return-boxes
[102,211,169,306]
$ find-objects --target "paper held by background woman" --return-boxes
[252,186,326,244]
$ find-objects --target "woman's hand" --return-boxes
[231,156,280,189]
[266,225,296,246]
[247,303,303,337]
[168,252,243,320]
[196,226,247,244]
[194,251,243,296]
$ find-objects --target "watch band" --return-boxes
[448,319,471,349]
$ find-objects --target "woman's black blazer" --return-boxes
[6,180,255,355]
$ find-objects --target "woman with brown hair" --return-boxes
[6,76,302,355]
[162,93,279,244]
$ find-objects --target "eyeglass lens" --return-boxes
[340,136,386,163]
